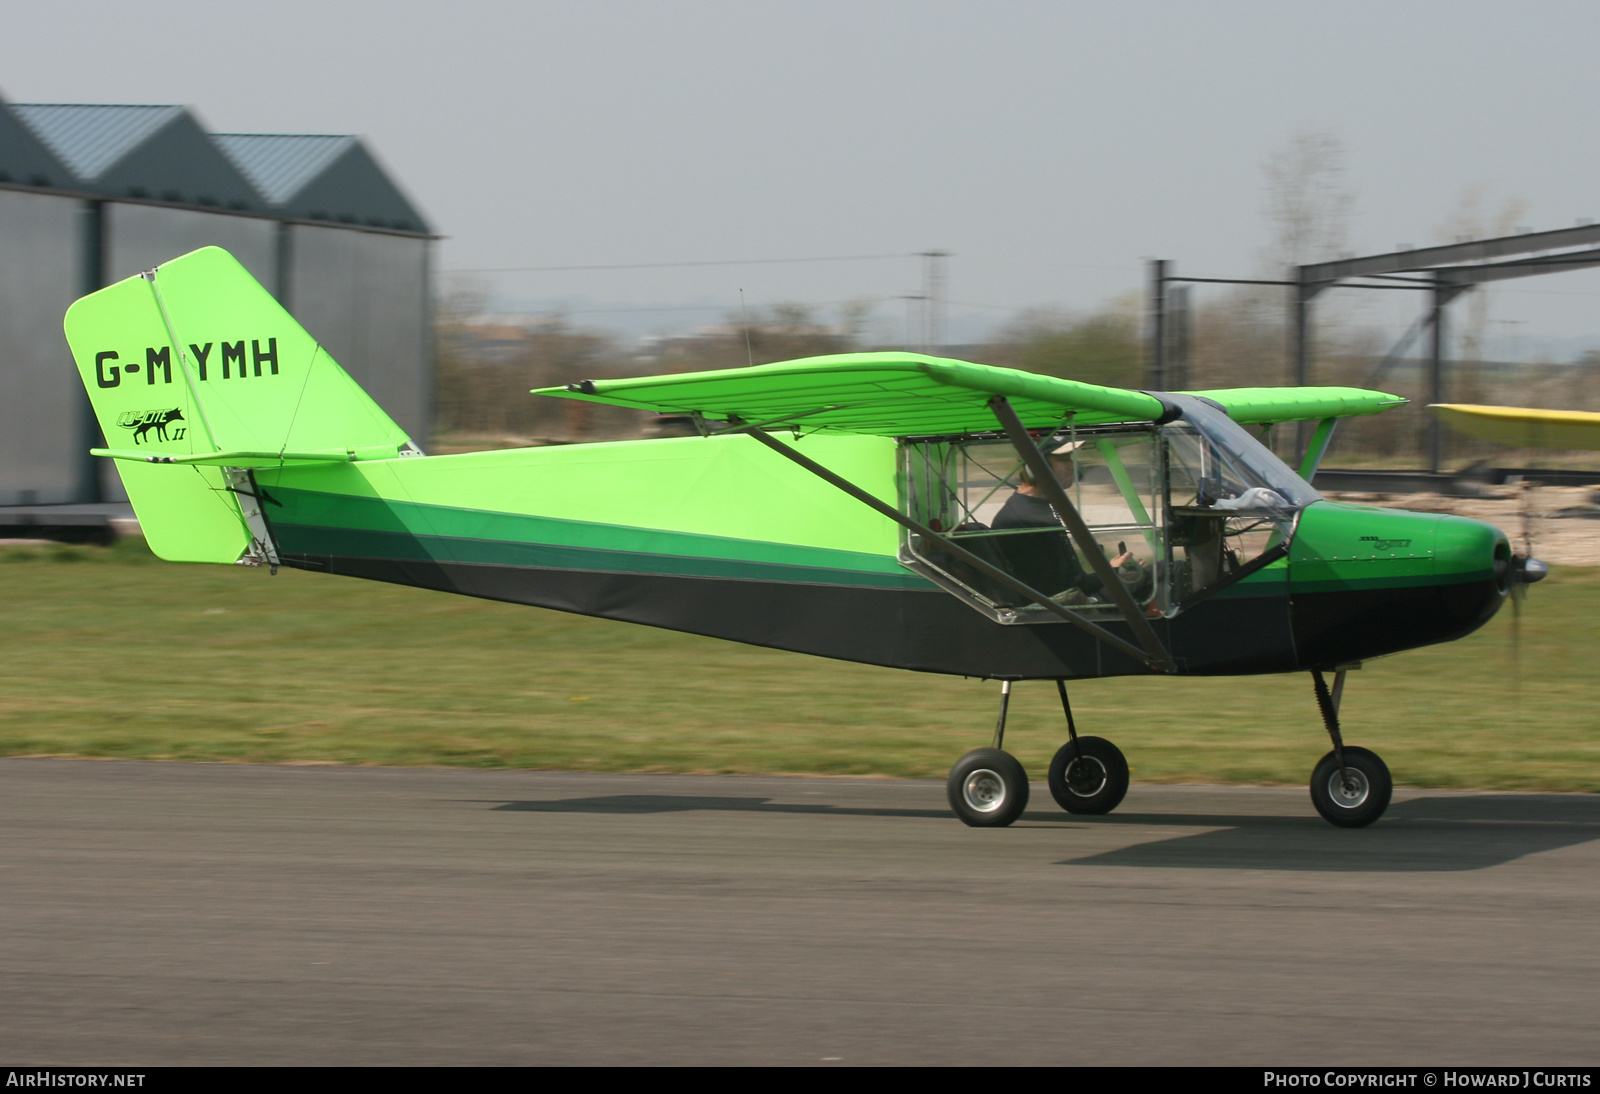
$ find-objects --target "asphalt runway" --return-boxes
[3,759,1597,1066]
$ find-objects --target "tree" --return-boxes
[641,302,868,374]
[433,302,624,444]
[1433,185,1528,405]
[1152,127,1363,398]
[988,299,1142,388]
[1260,126,1355,272]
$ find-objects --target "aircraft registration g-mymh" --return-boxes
[64,247,1545,830]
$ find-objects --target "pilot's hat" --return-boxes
[1047,439,1088,456]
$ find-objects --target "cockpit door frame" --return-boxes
[987,395,1176,672]
[731,421,1162,667]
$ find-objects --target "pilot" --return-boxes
[992,445,1131,601]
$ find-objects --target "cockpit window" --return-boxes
[900,428,1165,624]
[897,403,1317,625]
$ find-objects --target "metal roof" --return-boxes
[1,99,426,233]
[216,133,428,231]
[9,104,186,181]
[212,133,355,205]
[0,92,72,188]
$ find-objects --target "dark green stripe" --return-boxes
[274,523,934,589]
[269,485,910,577]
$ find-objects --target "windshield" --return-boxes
[1163,394,1321,512]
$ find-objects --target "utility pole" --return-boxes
[921,250,949,354]
[900,295,927,352]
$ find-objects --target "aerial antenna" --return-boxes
[739,288,755,368]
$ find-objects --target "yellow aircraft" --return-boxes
[1430,404,1600,451]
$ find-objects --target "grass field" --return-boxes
[2,538,1597,791]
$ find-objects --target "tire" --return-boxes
[1047,736,1130,815]
[947,748,1029,827]
[1309,746,1393,828]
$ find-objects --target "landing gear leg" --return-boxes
[947,680,1029,827]
[1308,668,1392,828]
[1046,678,1129,815]
[993,678,1013,750]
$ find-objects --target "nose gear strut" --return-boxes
[1307,668,1393,827]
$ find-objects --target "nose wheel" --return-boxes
[1309,746,1392,828]
[1308,669,1392,828]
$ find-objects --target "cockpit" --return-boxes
[898,394,1320,623]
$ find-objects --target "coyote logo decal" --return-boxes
[1358,535,1413,552]
[116,408,186,445]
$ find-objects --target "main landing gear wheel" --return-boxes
[1309,746,1392,828]
[1047,736,1129,815]
[947,748,1029,828]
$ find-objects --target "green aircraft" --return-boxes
[63,247,1543,830]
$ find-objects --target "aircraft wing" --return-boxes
[1430,403,1600,451]
[537,352,1404,435]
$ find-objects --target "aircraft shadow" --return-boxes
[1058,794,1600,873]
[488,794,953,820]
[487,792,1600,872]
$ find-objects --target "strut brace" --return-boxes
[736,423,1158,668]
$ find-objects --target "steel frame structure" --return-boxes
[1147,224,1600,472]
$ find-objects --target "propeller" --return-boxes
[1499,480,1551,602]
[1504,549,1548,697]
[1495,481,1550,714]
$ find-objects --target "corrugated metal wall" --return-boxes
[106,203,277,287]
[1,102,434,517]
[288,225,430,442]
[0,198,432,508]
[0,188,84,506]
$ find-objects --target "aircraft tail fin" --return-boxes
[63,246,415,563]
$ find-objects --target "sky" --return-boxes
[4,0,1600,355]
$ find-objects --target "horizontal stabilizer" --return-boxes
[90,445,403,466]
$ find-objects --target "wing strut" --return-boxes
[736,423,1161,669]
[987,395,1177,673]
[1297,417,1338,479]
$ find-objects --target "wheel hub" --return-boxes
[1065,755,1108,797]
[1327,766,1370,809]
[962,769,1007,813]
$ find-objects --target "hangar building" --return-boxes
[0,93,433,537]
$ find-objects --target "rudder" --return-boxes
[63,246,415,563]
